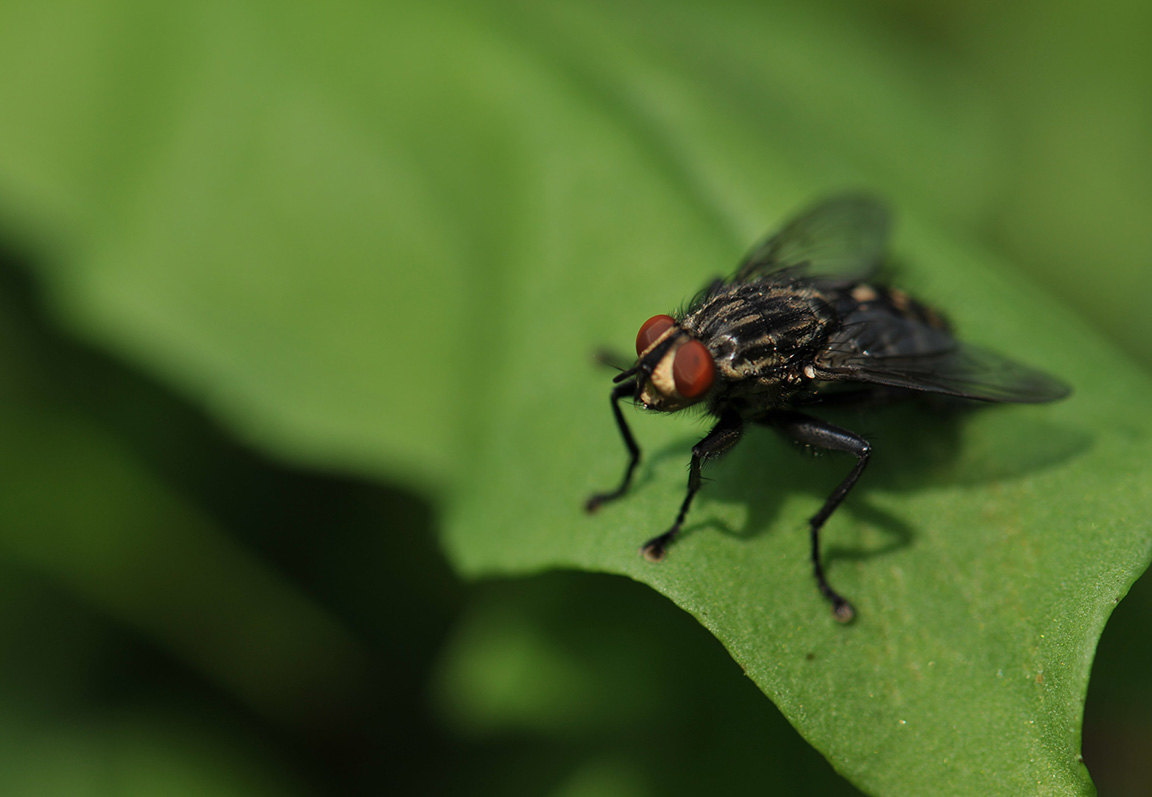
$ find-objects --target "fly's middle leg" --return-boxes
[767,411,871,623]
[640,411,744,561]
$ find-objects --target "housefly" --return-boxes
[586,194,1070,622]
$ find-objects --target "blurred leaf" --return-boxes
[0,711,298,796]
[960,0,1152,370]
[1084,565,1152,794]
[0,0,497,488]
[0,405,369,726]
[0,264,368,729]
[0,0,998,490]
[432,574,859,795]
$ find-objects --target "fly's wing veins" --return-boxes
[735,194,890,283]
[816,312,1071,403]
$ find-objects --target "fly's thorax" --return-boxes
[679,281,834,386]
[708,331,769,381]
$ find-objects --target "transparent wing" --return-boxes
[815,310,1071,403]
[735,194,891,282]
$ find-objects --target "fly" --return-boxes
[585,194,1070,622]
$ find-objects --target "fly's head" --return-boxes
[617,314,716,412]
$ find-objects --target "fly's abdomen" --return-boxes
[841,283,949,331]
[816,281,955,362]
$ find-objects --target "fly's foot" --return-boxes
[830,597,856,624]
[815,573,857,624]
[639,529,678,562]
[585,490,620,513]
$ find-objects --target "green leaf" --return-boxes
[0,0,1149,794]
[0,711,298,795]
[447,217,1148,794]
[0,288,368,726]
[431,574,858,795]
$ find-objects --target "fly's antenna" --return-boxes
[594,347,633,373]
[623,334,679,384]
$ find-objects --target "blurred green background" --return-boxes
[0,0,1150,794]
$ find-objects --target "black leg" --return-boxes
[586,381,643,512]
[768,411,871,623]
[640,411,744,561]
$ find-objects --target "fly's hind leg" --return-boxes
[766,411,872,623]
[641,411,744,561]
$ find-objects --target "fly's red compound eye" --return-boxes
[672,340,715,399]
[635,314,676,356]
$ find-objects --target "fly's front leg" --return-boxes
[768,411,871,623]
[641,411,744,561]
[586,382,642,512]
